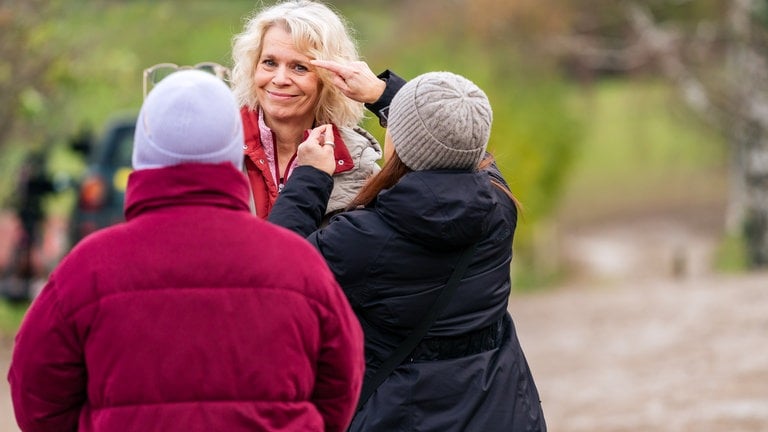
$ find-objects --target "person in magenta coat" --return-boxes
[7,70,364,432]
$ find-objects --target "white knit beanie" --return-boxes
[388,71,492,171]
[132,69,244,170]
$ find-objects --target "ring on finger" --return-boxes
[323,141,335,147]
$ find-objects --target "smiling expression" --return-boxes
[254,26,321,130]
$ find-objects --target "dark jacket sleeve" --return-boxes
[268,165,334,237]
[364,70,407,128]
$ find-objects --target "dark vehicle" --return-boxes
[70,116,136,245]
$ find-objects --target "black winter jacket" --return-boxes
[270,165,546,432]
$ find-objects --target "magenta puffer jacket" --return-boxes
[8,163,364,432]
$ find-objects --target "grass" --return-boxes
[714,233,749,272]
[557,77,728,224]
[0,300,29,341]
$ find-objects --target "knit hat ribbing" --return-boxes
[132,70,244,170]
[388,71,492,171]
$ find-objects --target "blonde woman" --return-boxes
[232,0,399,218]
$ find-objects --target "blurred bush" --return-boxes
[1,0,732,291]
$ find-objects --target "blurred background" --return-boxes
[1,0,767,430]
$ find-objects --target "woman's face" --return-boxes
[255,26,321,129]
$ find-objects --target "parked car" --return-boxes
[69,116,136,246]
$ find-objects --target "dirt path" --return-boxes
[510,271,768,432]
[0,342,18,432]
[515,198,768,431]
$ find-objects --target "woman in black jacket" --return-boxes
[270,70,546,431]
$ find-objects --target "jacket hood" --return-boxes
[124,163,251,220]
[375,170,494,249]
[340,125,381,154]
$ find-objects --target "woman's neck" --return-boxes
[264,115,314,154]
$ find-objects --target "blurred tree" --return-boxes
[544,0,768,268]
[0,0,251,207]
[0,0,70,152]
[624,0,768,268]
[722,0,768,267]
[0,0,80,209]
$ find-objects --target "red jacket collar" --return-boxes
[124,163,250,220]
[240,107,354,174]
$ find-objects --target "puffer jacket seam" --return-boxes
[62,286,343,322]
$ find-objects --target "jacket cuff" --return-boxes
[364,70,406,128]
[268,166,333,237]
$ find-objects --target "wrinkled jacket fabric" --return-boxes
[241,108,382,218]
[270,165,546,431]
[8,163,365,432]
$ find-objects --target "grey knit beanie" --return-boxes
[388,71,492,171]
[132,69,243,170]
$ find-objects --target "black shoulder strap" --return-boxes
[356,243,478,411]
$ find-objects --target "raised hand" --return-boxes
[297,124,337,175]
[311,60,386,104]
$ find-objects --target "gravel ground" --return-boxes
[510,206,768,432]
[510,271,768,432]
[0,342,18,432]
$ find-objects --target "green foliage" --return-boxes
[0,148,28,210]
[0,0,73,204]
[59,1,255,129]
[561,78,727,215]
[647,0,728,24]
[759,1,768,29]
[490,77,581,221]
[0,1,256,208]
[0,300,29,339]
[714,233,749,273]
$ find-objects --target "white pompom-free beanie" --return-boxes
[132,69,243,170]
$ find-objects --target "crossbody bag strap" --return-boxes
[356,242,479,411]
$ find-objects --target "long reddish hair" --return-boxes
[346,152,412,210]
[348,152,522,212]
[478,154,521,211]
